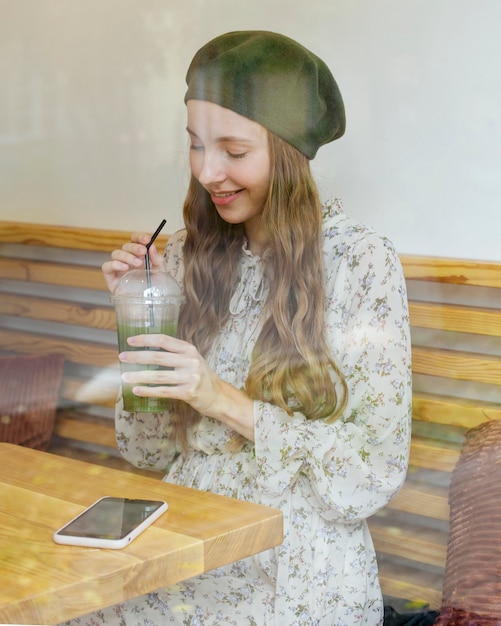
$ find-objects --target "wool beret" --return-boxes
[184,31,345,159]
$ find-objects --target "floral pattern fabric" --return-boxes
[65,200,412,626]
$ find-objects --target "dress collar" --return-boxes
[229,240,268,315]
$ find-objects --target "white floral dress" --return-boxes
[66,200,412,626]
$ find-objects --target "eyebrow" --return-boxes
[186,127,254,144]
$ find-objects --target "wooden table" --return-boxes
[0,443,283,625]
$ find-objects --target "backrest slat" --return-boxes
[409,300,501,336]
[401,254,501,288]
[0,328,117,369]
[0,220,169,252]
[0,293,116,329]
[412,345,501,385]
[0,258,107,291]
[413,391,501,427]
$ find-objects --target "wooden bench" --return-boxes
[370,255,501,609]
[0,221,169,474]
[2,219,501,610]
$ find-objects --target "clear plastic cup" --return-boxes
[111,269,183,412]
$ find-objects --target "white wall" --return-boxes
[1,0,500,259]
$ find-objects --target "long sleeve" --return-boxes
[115,395,178,472]
[253,214,412,522]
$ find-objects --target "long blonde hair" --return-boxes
[172,132,347,446]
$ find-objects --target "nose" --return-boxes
[195,150,226,187]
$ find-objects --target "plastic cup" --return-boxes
[111,269,183,412]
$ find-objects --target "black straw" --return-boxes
[145,219,166,325]
[144,218,166,272]
[146,219,167,251]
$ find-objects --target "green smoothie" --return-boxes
[117,321,178,413]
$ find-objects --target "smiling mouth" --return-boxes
[210,189,243,206]
[213,190,241,198]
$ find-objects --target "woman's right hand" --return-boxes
[102,232,167,294]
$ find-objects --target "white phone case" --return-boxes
[53,496,168,549]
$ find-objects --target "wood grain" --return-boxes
[409,438,460,473]
[409,300,501,336]
[377,564,443,609]
[370,517,448,568]
[54,412,117,448]
[0,443,283,625]
[413,392,501,428]
[0,220,170,252]
[384,484,450,521]
[0,292,116,329]
[412,345,501,385]
[0,257,107,290]
[401,254,501,288]
[0,328,117,368]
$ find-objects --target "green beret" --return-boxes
[185,31,345,159]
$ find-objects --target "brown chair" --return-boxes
[434,420,501,626]
[0,354,65,450]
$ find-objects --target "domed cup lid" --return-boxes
[112,269,182,300]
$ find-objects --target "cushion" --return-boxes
[0,354,65,450]
[434,419,501,625]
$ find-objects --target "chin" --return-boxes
[215,210,245,225]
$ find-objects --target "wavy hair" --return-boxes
[172,131,347,447]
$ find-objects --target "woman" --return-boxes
[74,31,412,625]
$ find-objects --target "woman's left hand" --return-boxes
[119,334,255,440]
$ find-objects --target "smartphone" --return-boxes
[53,496,168,549]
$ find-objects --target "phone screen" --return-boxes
[56,497,166,540]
